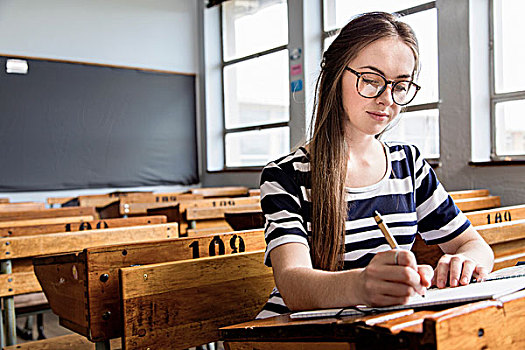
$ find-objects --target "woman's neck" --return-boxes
[345,135,381,160]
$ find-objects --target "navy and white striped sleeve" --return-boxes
[411,146,471,244]
[260,162,309,267]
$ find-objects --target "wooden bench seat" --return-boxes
[449,189,490,200]
[454,196,501,212]
[33,229,265,343]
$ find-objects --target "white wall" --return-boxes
[436,0,525,206]
[0,0,198,73]
[0,0,199,202]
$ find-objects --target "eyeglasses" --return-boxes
[345,67,421,106]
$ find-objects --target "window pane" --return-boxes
[382,109,439,158]
[493,0,525,93]
[224,50,290,129]
[225,127,290,167]
[222,0,288,61]
[495,100,525,156]
[402,9,438,105]
[324,0,430,31]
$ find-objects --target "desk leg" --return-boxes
[0,300,5,348]
[1,260,16,346]
[95,340,111,350]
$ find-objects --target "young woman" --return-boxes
[257,12,494,319]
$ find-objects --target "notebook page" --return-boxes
[291,275,525,319]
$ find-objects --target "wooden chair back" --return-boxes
[0,215,95,229]
[0,215,167,238]
[2,223,178,260]
[98,193,205,218]
[124,192,203,203]
[466,204,525,226]
[59,191,153,208]
[0,206,98,222]
[0,202,45,212]
[120,250,274,350]
[189,186,249,198]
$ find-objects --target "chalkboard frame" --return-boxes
[0,55,198,192]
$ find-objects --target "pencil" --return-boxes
[373,210,400,249]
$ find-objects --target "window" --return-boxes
[491,0,525,158]
[221,0,290,168]
[323,1,440,158]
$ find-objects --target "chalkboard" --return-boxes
[0,56,198,192]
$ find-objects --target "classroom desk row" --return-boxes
[0,187,255,348]
[1,188,524,350]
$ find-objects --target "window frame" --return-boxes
[322,1,440,162]
[219,2,290,170]
[489,0,525,161]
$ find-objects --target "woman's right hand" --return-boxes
[357,249,432,306]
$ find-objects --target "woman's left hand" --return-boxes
[432,253,490,288]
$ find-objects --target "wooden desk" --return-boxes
[120,250,273,350]
[144,196,261,234]
[0,223,178,347]
[33,229,266,348]
[221,290,525,350]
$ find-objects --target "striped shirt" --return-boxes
[256,142,471,319]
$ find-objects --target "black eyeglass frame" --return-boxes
[345,67,421,106]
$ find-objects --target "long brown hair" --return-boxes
[309,12,419,271]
